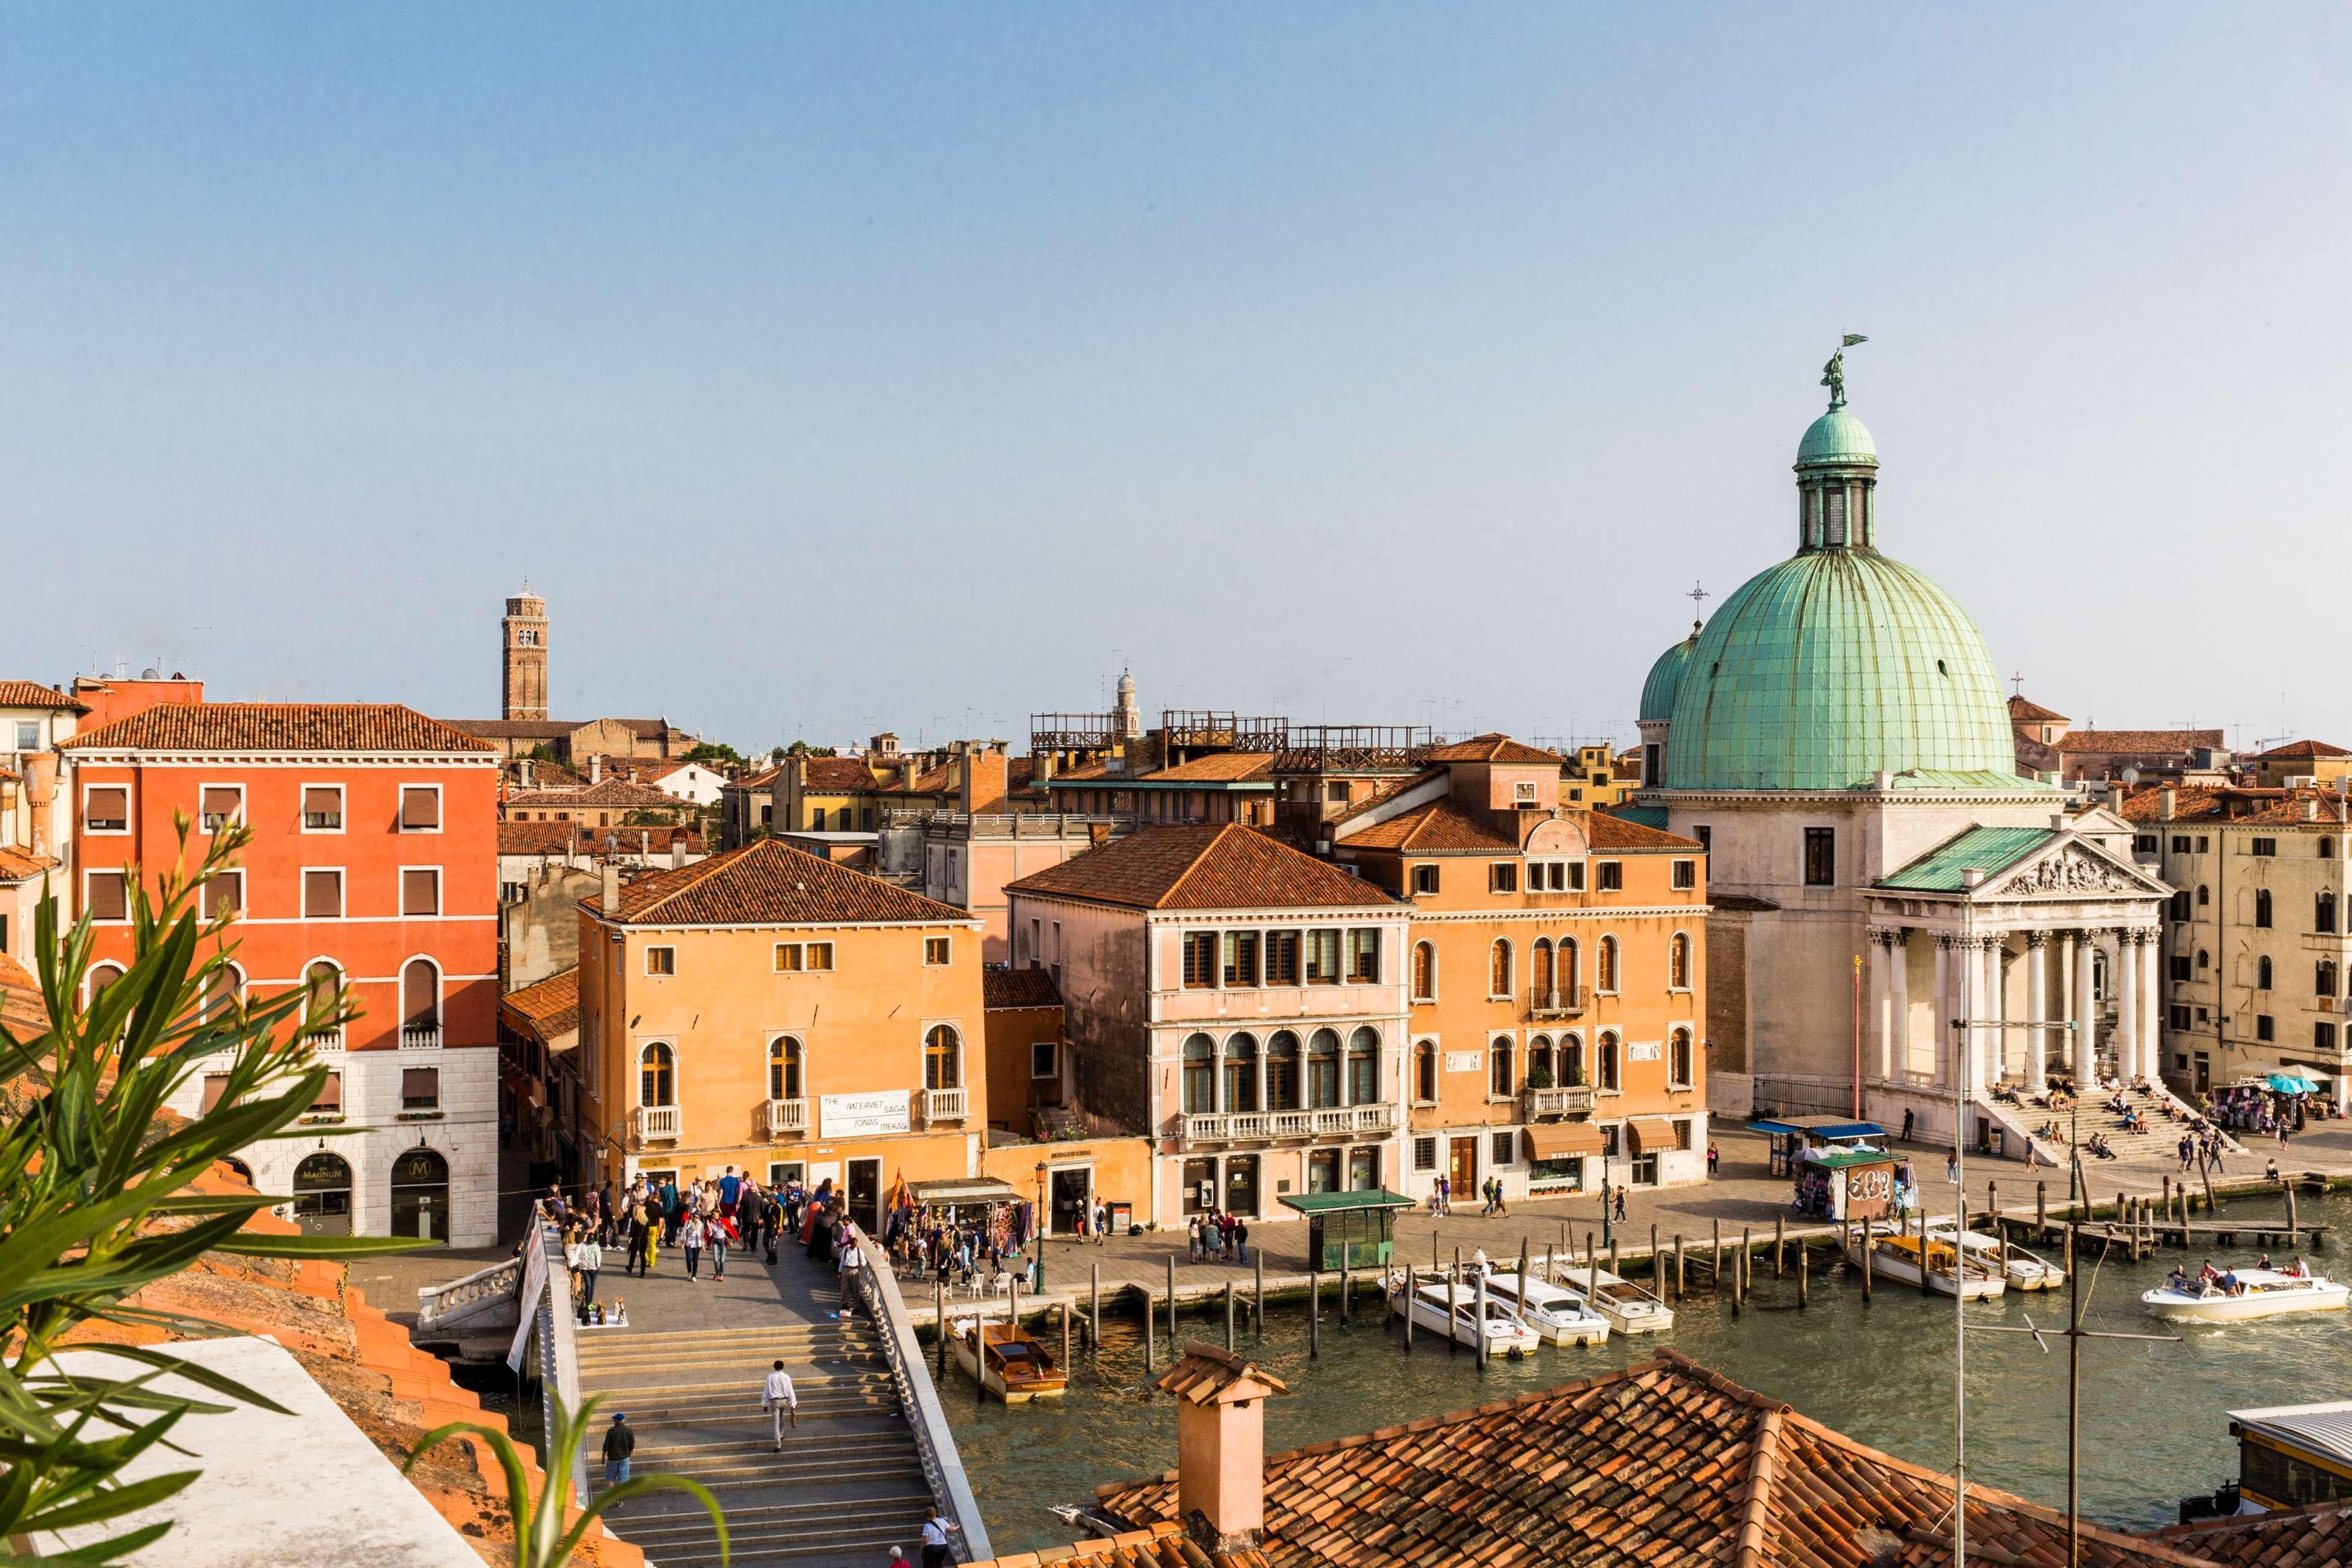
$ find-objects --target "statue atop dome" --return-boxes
[1820,333,1868,410]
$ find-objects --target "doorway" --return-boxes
[292,1152,352,1236]
[2193,1052,2211,1093]
[1048,1167,1091,1235]
[1182,1158,1216,1215]
[1223,1155,1260,1217]
[389,1148,450,1240]
[767,1161,805,1190]
[1449,1136,1479,1199]
[847,1156,883,1233]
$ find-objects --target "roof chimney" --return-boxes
[589,754,603,786]
[1158,1346,1290,1553]
[2307,797,2321,823]
[21,753,58,858]
[600,862,622,917]
[2104,780,2124,814]
[2160,787,2176,821]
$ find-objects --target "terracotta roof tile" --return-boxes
[2254,738,2352,760]
[1588,813,1705,851]
[799,757,880,792]
[1425,733,1558,764]
[63,703,496,755]
[983,967,1063,1009]
[506,779,680,809]
[500,968,580,1039]
[727,766,783,790]
[1336,798,1515,853]
[603,839,970,926]
[0,951,41,1035]
[1006,824,1396,913]
[498,821,703,855]
[0,680,83,712]
[1140,753,1278,784]
[2007,695,2069,722]
[0,846,61,883]
[2153,1499,2352,1565]
[2055,729,2225,754]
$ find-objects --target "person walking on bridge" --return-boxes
[761,1359,797,1449]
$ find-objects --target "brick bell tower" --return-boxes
[502,591,548,722]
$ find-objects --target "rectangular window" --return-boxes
[1566,861,1586,891]
[1412,1136,1438,1172]
[1348,928,1382,983]
[1676,1118,1694,1152]
[1305,929,1341,984]
[302,785,343,831]
[2320,1022,2339,1052]
[1264,930,1300,986]
[200,1073,232,1115]
[1597,861,1623,891]
[775,942,804,972]
[1489,862,1518,894]
[85,785,129,832]
[401,868,440,916]
[925,936,951,966]
[1411,864,1439,895]
[2169,1004,2190,1030]
[1031,1041,1058,1079]
[2133,834,2158,853]
[1221,931,1259,987]
[2252,838,2278,858]
[2196,836,2210,853]
[199,785,243,832]
[1182,931,1219,988]
[399,785,442,832]
[302,869,343,920]
[2169,956,2191,982]
[2171,835,2191,854]
[1804,827,1836,886]
[1695,825,1712,853]
[1491,1130,1515,1167]
[1672,859,1695,890]
[12,720,36,750]
[310,1072,343,1114]
[86,869,129,922]
[645,946,676,976]
[2257,1014,2275,1042]
[201,870,243,920]
[401,1066,441,1110]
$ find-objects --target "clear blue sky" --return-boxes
[6,7,2348,753]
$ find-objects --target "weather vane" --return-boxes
[1821,333,1868,410]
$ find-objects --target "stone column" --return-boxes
[1956,935,1980,1096]
[2141,930,2163,1084]
[2115,930,2137,1084]
[2025,932,2049,1093]
[2073,930,2098,1082]
[1933,935,1953,1087]
[2058,932,2079,1073]
[1983,935,2008,1084]
[1889,930,1911,1080]
[1869,932,1892,1080]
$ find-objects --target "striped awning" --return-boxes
[1524,1122,1605,1160]
[1628,1118,1679,1154]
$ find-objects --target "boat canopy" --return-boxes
[1749,1118,1887,1140]
[908,1178,1021,1204]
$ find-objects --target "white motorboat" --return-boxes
[1384,1273,1542,1354]
[1545,1262,1674,1335]
[1477,1272,1610,1346]
[2143,1268,2350,1324]
[1842,1229,2006,1300]
[1923,1222,2065,1292]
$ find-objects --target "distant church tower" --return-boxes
[1114,667,1142,739]
[502,592,549,721]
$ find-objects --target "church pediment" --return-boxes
[1983,839,2166,901]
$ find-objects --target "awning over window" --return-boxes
[1629,1118,1678,1154]
[1523,1121,1605,1159]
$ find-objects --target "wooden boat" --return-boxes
[1842,1230,2005,1300]
[1384,1273,1541,1354]
[2143,1268,2349,1324]
[949,1315,1066,1401]
[1545,1262,1674,1335]
[1923,1221,2065,1292]
[1476,1272,1610,1346]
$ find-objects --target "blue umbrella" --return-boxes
[2267,1071,2318,1094]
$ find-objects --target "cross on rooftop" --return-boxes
[1687,580,1709,620]
[2011,671,2026,696]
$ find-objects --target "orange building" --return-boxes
[1329,735,1709,1205]
[62,702,502,1243]
[576,839,986,1234]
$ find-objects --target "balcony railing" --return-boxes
[924,1087,968,1123]
[636,1104,682,1142]
[1527,986,1585,1020]
[400,1023,441,1049]
[309,1027,345,1051]
[764,1098,809,1136]
[1183,1102,1399,1145]
[1523,1084,1597,1119]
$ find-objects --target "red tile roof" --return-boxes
[0,950,42,1035]
[1588,812,1705,851]
[1140,753,1278,784]
[1336,798,1515,853]
[2056,729,2225,754]
[505,779,681,809]
[1094,1352,2204,1568]
[2254,739,2351,760]
[2116,785,2351,828]
[498,821,704,856]
[2154,1499,2352,1565]
[1425,733,1558,764]
[1006,824,1396,912]
[0,846,61,883]
[982,967,1064,1009]
[798,757,880,792]
[0,680,84,712]
[727,766,783,791]
[63,703,496,755]
[601,839,971,926]
[500,967,579,1037]
[965,1521,1264,1568]
[2007,695,2070,722]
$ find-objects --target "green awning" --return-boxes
[1278,1189,1415,1216]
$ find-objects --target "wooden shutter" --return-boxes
[86,786,128,828]
[202,874,240,918]
[402,961,436,1025]
[311,1072,342,1112]
[401,869,438,916]
[200,786,239,823]
[304,870,341,919]
[401,787,440,829]
[200,1074,231,1114]
[302,786,339,821]
[87,872,128,922]
[402,1067,440,1107]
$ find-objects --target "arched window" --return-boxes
[2258,956,2274,990]
[2196,884,2210,906]
[2323,837,2337,858]
[1348,1026,1379,1104]
[1414,1040,1438,1102]
[1528,1035,1554,1087]
[198,962,244,1024]
[305,959,341,1012]
[1411,941,1436,1002]
[2256,889,2274,929]
[1559,938,1580,1001]
[86,962,126,1003]
[1490,1037,1514,1098]
[769,1035,804,1101]
[1182,1033,1216,1115]
[401,958,440,1046]
[2320,892,2339,935]
[1531,939,1554,1005]
[2318,961,2340,998]
[1670,932,1691,990]
[1223,1032,1259,1114]
[1307,1028,1341,1109]
[1267,1031,1301,1110]
[639,1041,675,1107]
[2196,949,2210,970]
[1599,1030,1621,1091]
[1598,936,1621,993]
[1490,940,1513,998]
[1561,1033,1585,1087]
[292,1151,353,1235]
[924,1025,962,1090]
[1670,1027,1694,1086]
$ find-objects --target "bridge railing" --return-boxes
[847,1247,992,1562]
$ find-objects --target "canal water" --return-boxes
[946,1191,2351,1554]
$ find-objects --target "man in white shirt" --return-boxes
[761,1359,797,1449]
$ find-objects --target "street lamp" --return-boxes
[1035,1161,1049,1291]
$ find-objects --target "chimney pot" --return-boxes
[1961,867,1985,889]
[1159,1348,1290,1552]
[2160,787,2176,821]
[590,755,602,785]
[600,862,622,917]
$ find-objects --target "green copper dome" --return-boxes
[1640,625,1701,722]
[1796,408,1879,468]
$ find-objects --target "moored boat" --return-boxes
[949,1315,1067,1401]
[1477,1272,1610,1346]
[1384,1272,1542,1354]
[1547,1262,1674,1335]
[1923,1221,2064,1291]
[2142,1268,2349,1324]
[1842,1229,2005,1299]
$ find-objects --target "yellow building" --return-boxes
[577,839,986,1232]
[1562,744,1639,808]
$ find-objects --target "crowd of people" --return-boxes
[1186,1210,1251,1262]
[2163,1254,2311,1298]
[543,1166,870,1305]
[878,1190,1042,1292]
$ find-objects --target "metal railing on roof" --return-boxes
[1161,711,1291,752]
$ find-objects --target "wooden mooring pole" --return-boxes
[1860,1216,1874,1302]
[1309,1272,1320,1358]
[1224,1282,1235,1351]
[936,1276,949,1376]
[1798,1233,1809,1307]
[1774,1213,1785,1278]
[1712,1220,1724,1294]
[1254,1248,1265,1333]
[1062,1302,1072,1368]
[1674,1233,1686,1301]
